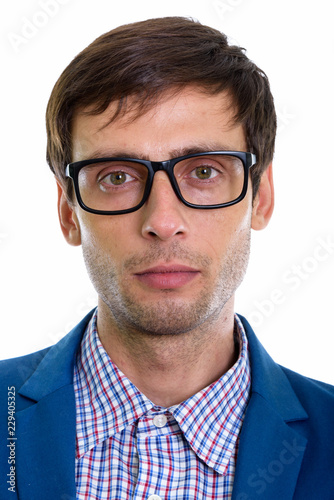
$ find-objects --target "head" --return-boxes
[47,17,275,338]
[46,16,276,202]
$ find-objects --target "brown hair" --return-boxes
[46,16,276,199]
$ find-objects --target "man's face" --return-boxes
[63,87,269,337]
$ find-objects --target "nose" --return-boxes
[141,171,188,241]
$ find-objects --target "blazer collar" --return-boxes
[18,310,95,402]
[18,310,308,420]
[241,314,308,421]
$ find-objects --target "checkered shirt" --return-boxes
[74,309,251,499]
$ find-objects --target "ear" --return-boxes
[56,180,82,246]
[251,163,274,230]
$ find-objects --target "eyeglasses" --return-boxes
[65,151,256,215]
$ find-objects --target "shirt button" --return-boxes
[153,414,167,428]
[148,496,162,500]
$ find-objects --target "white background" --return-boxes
[1,0,333,384]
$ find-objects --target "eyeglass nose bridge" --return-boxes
[146,159,181,198]
[150,159,173,173]
[146,159,176,186]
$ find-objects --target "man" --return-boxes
[0,16,333,500]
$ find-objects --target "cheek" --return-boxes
[195,204,252,257]
[78,211,139,258]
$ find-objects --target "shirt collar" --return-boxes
[75,311,154,457]
[75,310,251,473]
[171,314,251,474]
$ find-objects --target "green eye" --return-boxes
[109,172,127,185]
[195,166,213,179]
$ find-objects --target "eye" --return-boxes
[100,171,134,186]
[191,166,219,180]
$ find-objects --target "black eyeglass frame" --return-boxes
[65,151,257,215]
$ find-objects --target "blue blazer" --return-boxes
[0,311,333,499]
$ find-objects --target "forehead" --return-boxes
[71,87,246,161]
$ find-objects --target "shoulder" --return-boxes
[238,313,334,420]
[0,347,51,385]
[280,364,334,420]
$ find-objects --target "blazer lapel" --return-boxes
[15,310,94,500]
[232,316,308,500]
[232,393,307,499]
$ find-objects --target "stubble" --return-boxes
[82,230,251,340]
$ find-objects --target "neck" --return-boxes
[97,298,238,407]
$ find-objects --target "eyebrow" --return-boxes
[78,142,242,162]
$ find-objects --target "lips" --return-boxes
[134,264,200,289]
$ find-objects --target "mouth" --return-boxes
[134,264,200,289]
